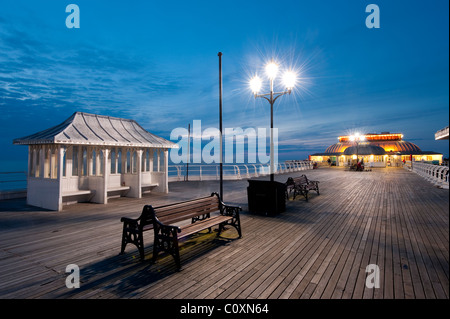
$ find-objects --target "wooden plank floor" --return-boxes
[0,167,448,299]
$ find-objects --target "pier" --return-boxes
[0,167,448,299]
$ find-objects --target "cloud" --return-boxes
[0,16,191,127]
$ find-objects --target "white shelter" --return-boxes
[13,112,177,211]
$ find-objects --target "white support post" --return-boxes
[137,149,143,198]
[103,148,109,204]
[164,149,169,193]
[57,146,64,211]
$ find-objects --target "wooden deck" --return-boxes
[0,167,448,300]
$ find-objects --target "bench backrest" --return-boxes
[139,193,221,229]
[293,175,308,184]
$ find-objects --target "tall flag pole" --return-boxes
[186,123,190,181]
[218,52,223,200]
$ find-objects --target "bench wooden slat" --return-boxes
[178,215,233,239]
[156,200,219,217]
[155,197,219,215]
[159,208,220,226]
[108,186,130,192]
[62,190,93,197]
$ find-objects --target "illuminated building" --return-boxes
[310,132,443,167]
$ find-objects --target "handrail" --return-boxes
[0,161,315,190]
[168,161,314,182]
[405,161,449,189]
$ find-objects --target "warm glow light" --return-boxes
[250,76,262,94]
[265,61,279,79]
[350,133,365,142]
[282,71,297,90]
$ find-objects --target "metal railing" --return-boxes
[168,160,313,182]
[0,161,315,191]
[405,161,449,189]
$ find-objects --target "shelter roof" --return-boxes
[13,112,178,148]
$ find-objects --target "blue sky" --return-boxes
[1,0,448,171]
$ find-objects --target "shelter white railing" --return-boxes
[405,161,449,189]
[168,160,313,182]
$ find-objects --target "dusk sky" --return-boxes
[1,0,448,171]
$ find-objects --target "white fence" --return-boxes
[405,161,449,189]
[168,160,313,182]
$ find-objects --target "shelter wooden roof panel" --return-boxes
[13,112,177,148]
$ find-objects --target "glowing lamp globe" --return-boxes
[250,76,262,94]
[282,71,297,90]
[265,62,279,80]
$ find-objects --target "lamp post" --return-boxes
[349,133,365,166]
[250,60,297,182]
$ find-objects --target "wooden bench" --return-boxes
[62,189,94,197]
[285,175,320,201]
[62,189,95,205]
[107,186,130,199]
[120,192,242,270]
[141,183,158,194]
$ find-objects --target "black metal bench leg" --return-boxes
[120,230,127,255]
[136,232,145,261]
[236,219,242,238]
[151,243,159,264]
[217,223,224,236]
[173,241,182,271]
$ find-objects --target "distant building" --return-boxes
[435,126,449,140]
[13,112,177,211]
[310,132,443,167]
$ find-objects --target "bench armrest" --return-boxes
[221,203,242,218]
[153,215,182,234]
[120,217,141,231]
[210,192,242,218]
[120,216,139,224]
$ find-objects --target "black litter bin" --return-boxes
[247,180,286,215]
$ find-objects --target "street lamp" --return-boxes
[250,60,297,182]
[349,133,365,165]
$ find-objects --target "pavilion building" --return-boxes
[13,112,177,211]
[310,132,443,167]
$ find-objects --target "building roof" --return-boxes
[325,140,422,154]
[310,152,342,157]
[13,112,178,148]
[343,145,386,156]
